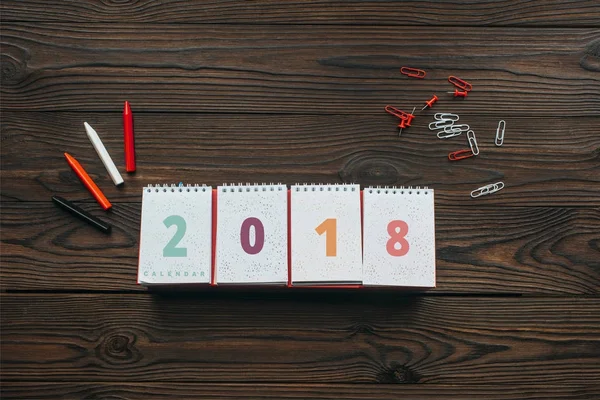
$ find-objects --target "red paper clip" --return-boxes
[448,89,468,98]
[384,105,415,136]
[421,94,439,110]
[448,76,473,92]
[448,149,474,161]
[384,105,414,123]
[400,67,426,79]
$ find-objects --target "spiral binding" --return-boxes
[219,183,286,193]
[292,183,359,192]
[365,186,432,195]
[144,183,211,193]
[143,183,433,194]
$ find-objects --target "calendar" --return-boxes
[138,184,213,285]
[137,184,436,288]
[290,184,362,285]
[362,187,435,287]
[215,184,288,284]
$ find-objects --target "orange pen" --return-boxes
[64,152,112,210]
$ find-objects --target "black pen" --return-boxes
[51,196,112,234]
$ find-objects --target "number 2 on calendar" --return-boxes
[163,215,187,257]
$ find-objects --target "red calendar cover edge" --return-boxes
[287,188,292,287]
[210,188,218,286]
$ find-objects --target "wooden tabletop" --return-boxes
[1,1,599,398]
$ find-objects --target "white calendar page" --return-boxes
[138,185,213,285]
[215,184,288,284]
[290,184,362,284]
[363,187,436,287]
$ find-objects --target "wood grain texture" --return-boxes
[2,0,600,26]
[1,24,599,115]
[1,112,599,206]
[2,383,599,400]
[2,294,599,383]
[2,202,598,293]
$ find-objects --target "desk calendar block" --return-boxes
[215,184,288,284]
[138,185,213,285]
[363,187,436,287]
[290,184,362,285]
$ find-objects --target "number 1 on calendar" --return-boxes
[315,218,337,257]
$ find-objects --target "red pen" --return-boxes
[123,101,136,172]
[64,152,112,210]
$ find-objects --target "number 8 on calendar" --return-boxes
[363,187,435,287]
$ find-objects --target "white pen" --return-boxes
[84,122,124,186]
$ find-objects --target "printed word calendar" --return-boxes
[138,184,436,288]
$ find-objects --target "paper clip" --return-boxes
[385,105,406,119]
[495,120,506,146]
[429,119,455,130]
[385,105,415,136]
[385,105,413,121]
[434,113,459,121]
[470,182,504,198]
[448,149,474,161]
[437,129,463,139]
[444,123,469,133]
[467,130,479,155]
[448,76,473,92]
[400,67,426,79]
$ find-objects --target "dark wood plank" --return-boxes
[2,294,599,383]
[1,112,599,206]
[2,0,599,27]
[2,202,598,293]
[1,24,598,115]
[2,382,599,400]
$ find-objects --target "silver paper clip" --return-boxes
[467,130,479,155]
[429,119,455,131]
[495,120,506,146]
[470,181,504,198]
[437,128,463,139]
[434,113,460,121]
[444,123,469,133]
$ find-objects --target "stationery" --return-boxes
[362,187,436,287]
[64,152,112,210]
[84,122,124,186]
[138,184,213,285]
[290,184,362,285]
[123,101,136,172]
[52,195,112,234]
[215,184,288,285]
[136,184,436,288]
